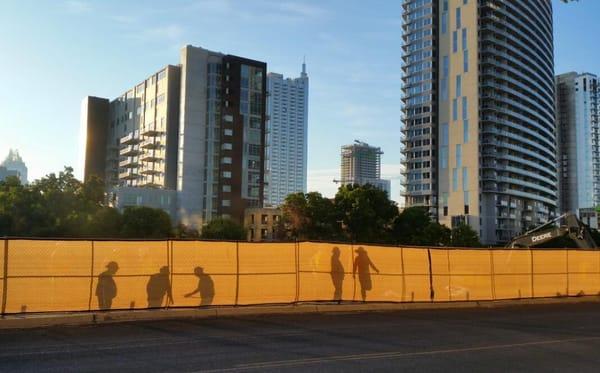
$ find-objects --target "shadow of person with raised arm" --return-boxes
[184,266,215,306]
[353,247,379,302]
[96,261,119,310]
[146,266,174,308]
[330,247,345,303]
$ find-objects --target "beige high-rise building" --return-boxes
[402,0,558,244]
[83,45,267,227]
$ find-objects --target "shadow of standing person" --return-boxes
[184,266,215,306]
[330,247,344,303]
[96,261,119,310]
[146,266,174,308]
[353,247,379,302]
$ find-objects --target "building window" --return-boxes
[462,97,468,120]
[441,78,448,101]
[222,200,230,207]
[157,69,166,80]
[463,119,469,143]
[453,31,458,53]
[463,49,469,72]
[224,115,233,122]
[456,144,462,168]
[442,12,448,34]
[222,157,232,164]
[443,55,449,77]
[462,28,467,50]
[462,167,468,190]
[261,214,268,224]
[456,7,461,29]
[456,75,462,97]
[224,129,233,136]
[452,168,458,192]
[453,98,458,121]
[222,171,232,178]
[222,143,232,150]
[223,185,231,192]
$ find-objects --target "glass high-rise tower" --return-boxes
[402,0,558,245]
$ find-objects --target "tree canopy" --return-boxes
[0,167,175,239]
[200,217,247,240]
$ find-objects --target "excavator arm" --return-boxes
[506,213,598,249]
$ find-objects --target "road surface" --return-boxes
[2,303,600,372]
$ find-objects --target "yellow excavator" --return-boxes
[505,212,597,249]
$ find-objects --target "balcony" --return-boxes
[140,164,164,175]
[140,152,162,162]
[119,145,140,157]
[140,138,162,149]
[118,169,138,180]
[119,157,138,168]
[120,131,140,145]
[140,123,163,136]
[138,180,162,188]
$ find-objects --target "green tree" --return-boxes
[334,184,399,243]
[280,192,340,240]
[450,224,481,247]
[200,218,246,240]
[393,207,434,245]
[121,206,173,238]
[174,223,200,239]
[85,207,123,238]
[423,222,452,246]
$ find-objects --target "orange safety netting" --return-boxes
[1,239,600,314]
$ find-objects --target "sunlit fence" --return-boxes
[1,238,600,314]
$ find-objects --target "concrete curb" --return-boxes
[2,296,600,330]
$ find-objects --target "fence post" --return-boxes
[427,248,434,302]
[234,241,240,306]
[87,240,95,311]
[565,250,569,297]
[294,240,299,304]
[1,239,8,315]
[530,249,535,299]
[490,249,496,300]
[400,247,406,303]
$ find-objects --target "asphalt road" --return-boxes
[2,303,600,372]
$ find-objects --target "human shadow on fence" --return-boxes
[96,261,119,310]
[330,247,344,303]
[184,266,215,306]
[353,247,379,302]
[147,266,174,308]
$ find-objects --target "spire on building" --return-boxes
[301,56,307,78]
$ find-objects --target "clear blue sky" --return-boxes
[0,0,598,204]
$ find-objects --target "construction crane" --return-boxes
[505,213,597,249]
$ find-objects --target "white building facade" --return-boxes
[264,63,309,207]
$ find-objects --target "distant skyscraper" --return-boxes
[1,149,27,184]
[340,141,391,196]
[83,45,267,227]
[555,72,600,213]
[264,63,309,206]
[401,0,558,244]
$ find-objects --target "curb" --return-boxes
[2,296,600,330]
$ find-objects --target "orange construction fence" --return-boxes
[1,239,600,314]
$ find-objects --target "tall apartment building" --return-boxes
[340,141,391,195]
[401,0,558,244]
[264,63,309,207]
[1,149,28,185]
[83,45,267,227]
[555,72,600,214]
[401,0,438,215]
